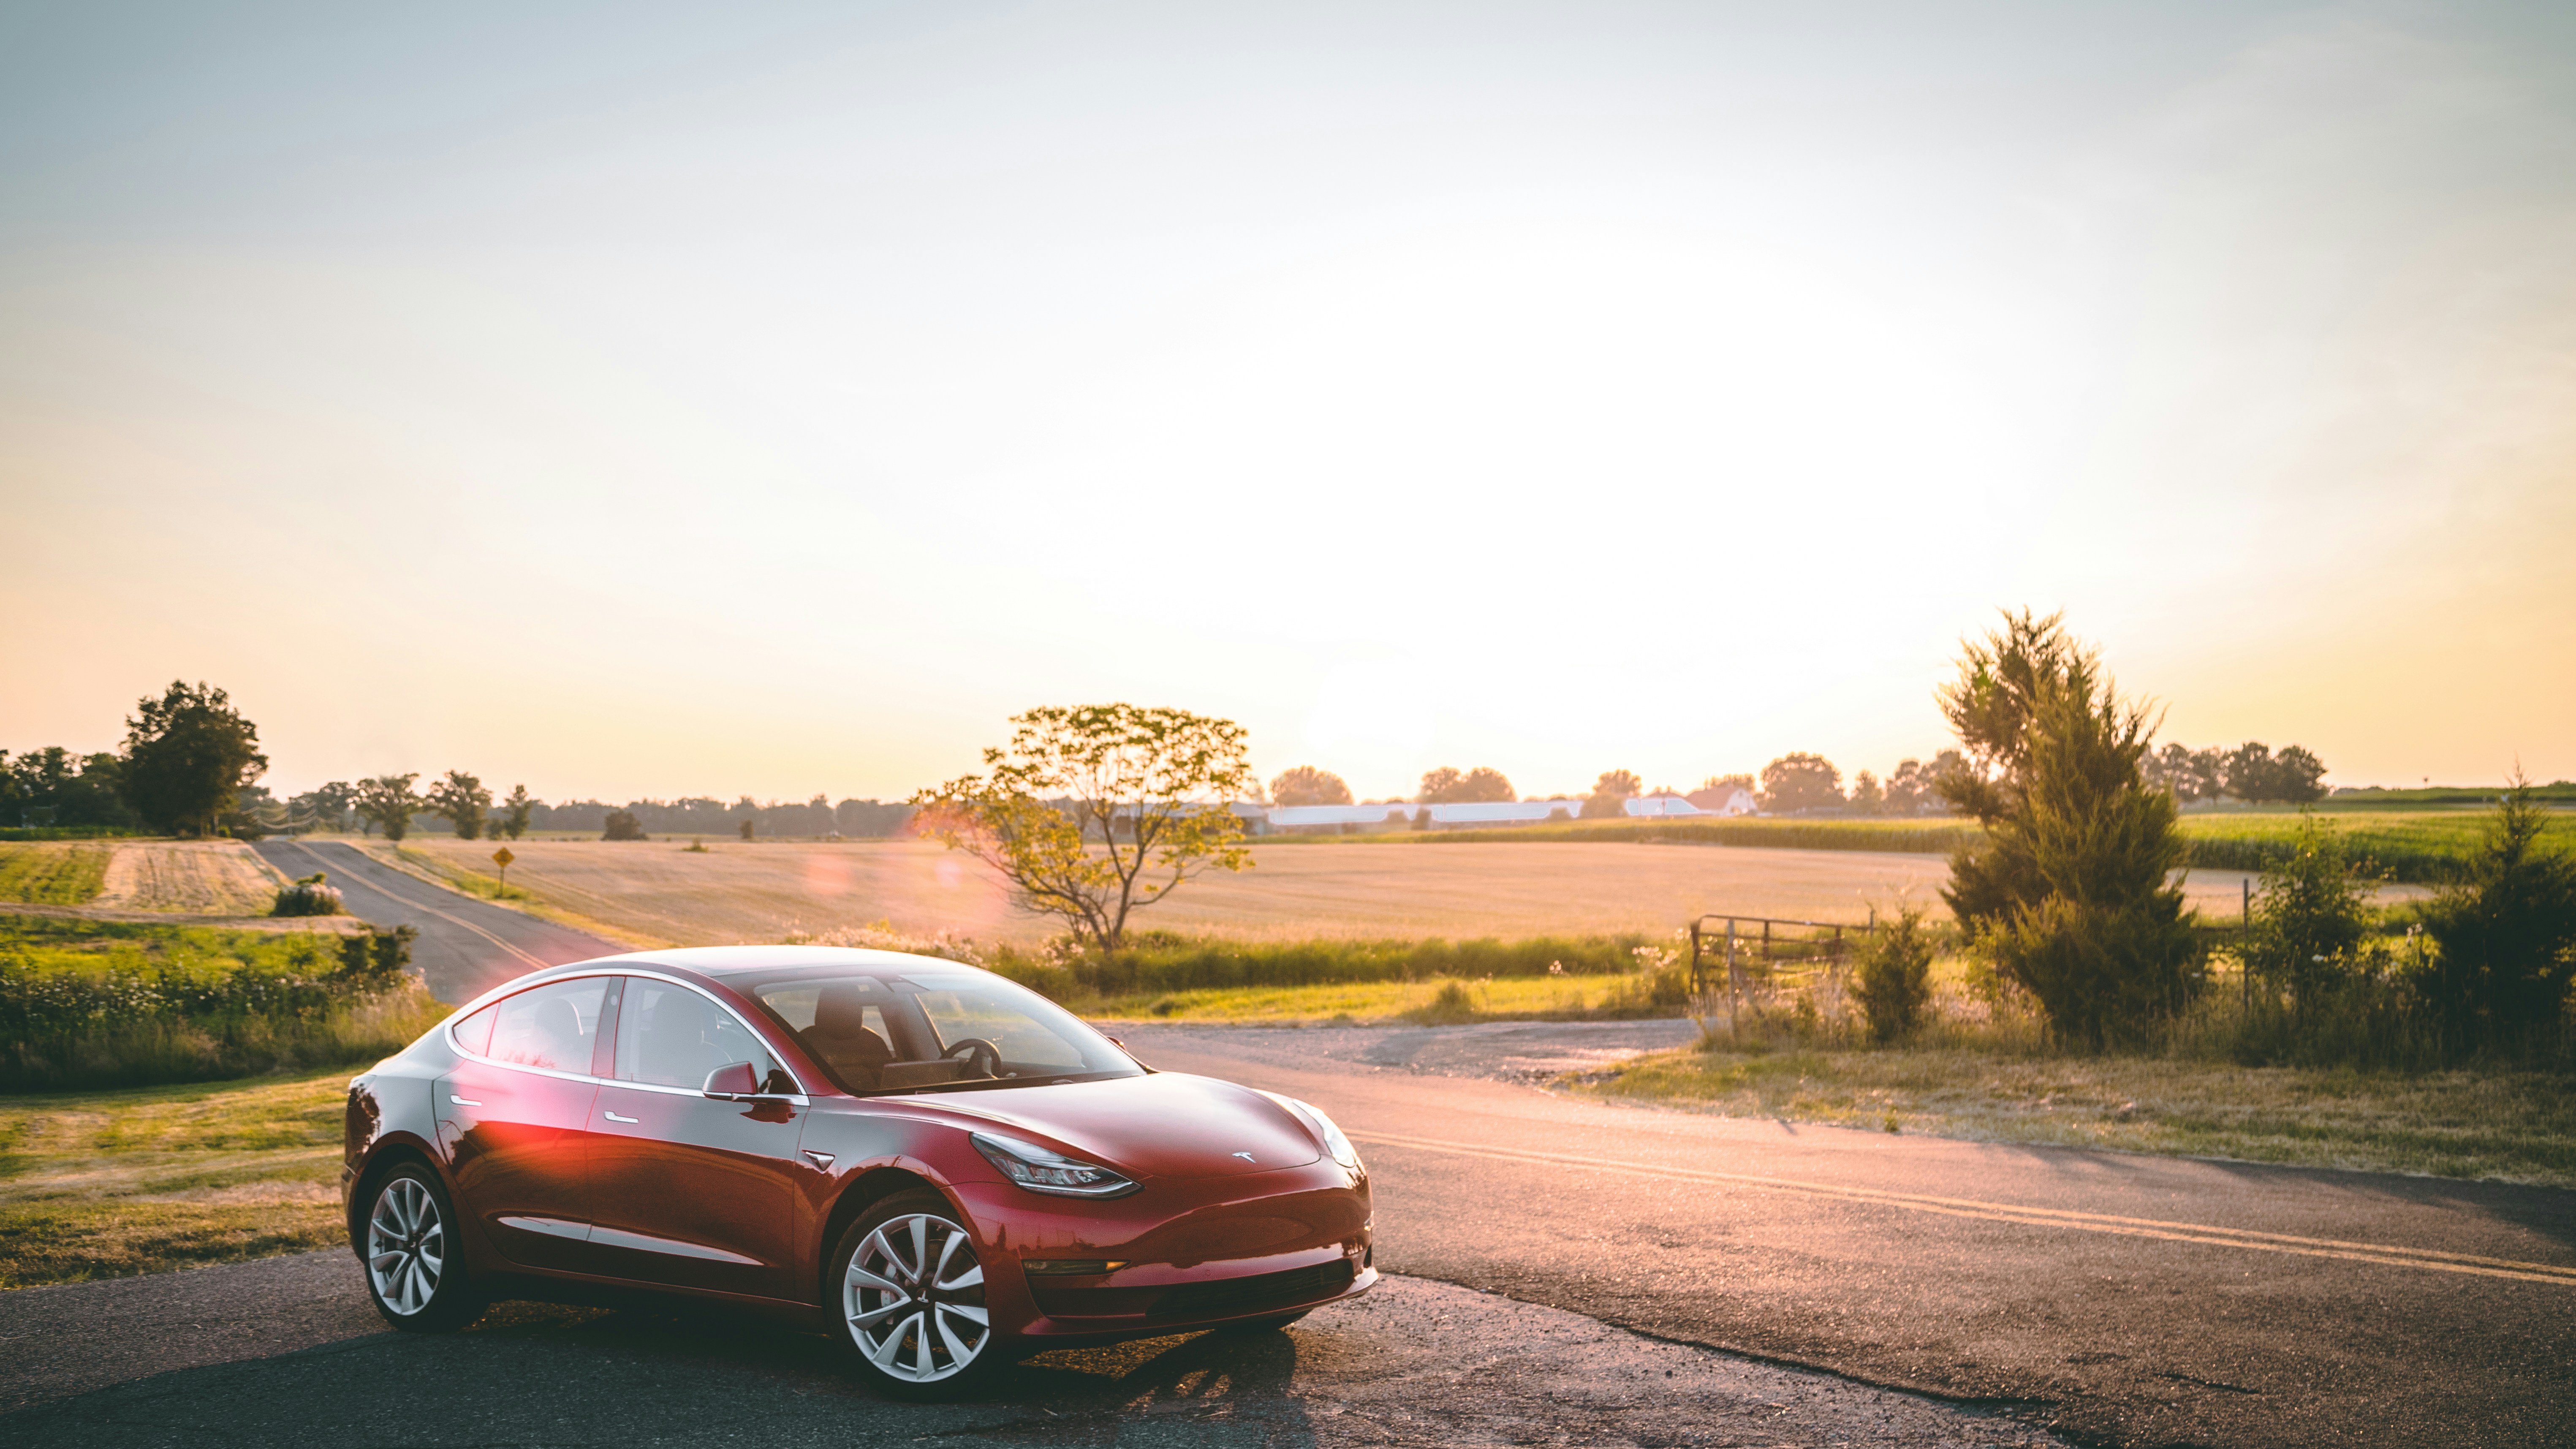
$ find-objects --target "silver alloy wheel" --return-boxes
[844,1213,989,1382]
[367,1177,445,1317]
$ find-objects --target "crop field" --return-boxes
[88,842,285,916]
[0,843,111,905]
[386,837,2341,948]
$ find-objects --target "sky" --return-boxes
[4,0,2572,804]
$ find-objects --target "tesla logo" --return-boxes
[1233,1151,1256,1162]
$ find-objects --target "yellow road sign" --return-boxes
[491,847,516,869]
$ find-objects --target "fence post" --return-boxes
[2242,877,2252,1011]
[1689,920,1703,996]
[1727,918,1743,1045]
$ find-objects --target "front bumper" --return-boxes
[956,1159,1374,1341]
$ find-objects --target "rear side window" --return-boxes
[451,1003,497,1056]
[481,977,611,1074]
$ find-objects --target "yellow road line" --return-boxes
[1347,1130,2576,1287]
[286,843,548,971]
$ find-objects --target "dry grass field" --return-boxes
[89,842,284,916]
[386,837,2332,948]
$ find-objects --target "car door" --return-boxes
[436,974,616,1272]
[584,975,809,1300]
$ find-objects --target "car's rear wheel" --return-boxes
[362,1163,483,1332]
[832,1190,1005,1399]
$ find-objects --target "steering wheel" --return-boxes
[943,1037,1003,1079]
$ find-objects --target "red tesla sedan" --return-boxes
[341,946,1374,1396]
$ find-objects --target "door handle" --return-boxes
[448,1096,482,1106]
[604,1110,639,1124]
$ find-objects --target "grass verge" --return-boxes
[1575,1044,2576,1187]
[0,1067,351,1289]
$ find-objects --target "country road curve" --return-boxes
[252,839,626,1004]
[1116,1024,2576,1448]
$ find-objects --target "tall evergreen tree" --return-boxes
[1937,612,2199,1047]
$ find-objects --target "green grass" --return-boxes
[1255,807,2568,886]
[0,843,111,905]
[1,914,446,1091]
[2174,810,2565,885]
[1579,1044,2576,1187]
[0,1067,352,1288]
[1081,972,1689,1024]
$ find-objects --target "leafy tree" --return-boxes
[1883,758,1936,815]
[353,775,423,842]
[1271,766,1353,807]
[498,785,533,840]
[2268,745,2329,803]
[1848,770,1885,815]
[1854,907,1937,1043]
[290,782,356,832]
[2242,812,2378,1013]
[2412,775,2576,1053]
[2144,742,2223,803]
[1937,610,2198,1048]
[1758,753,1842,814]
[4,747,135,828]
[1593,769,1641,800]
[426,771,492,841]
[739,817,756,840]
[1420,766,1515,804]
[118,681,268,837]
[602,809,647,841]
[913,704,1255,954]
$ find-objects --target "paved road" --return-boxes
[253,840,626,1004]
[1114,1024,2576,1448]
[0,1253,2058,1447]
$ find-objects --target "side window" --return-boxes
[617,979,782,1090]
[483,977,610,1074]
[452,1003,497,1056]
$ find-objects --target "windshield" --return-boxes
[741,965,1141,1095]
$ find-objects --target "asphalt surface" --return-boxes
[252,839,625,1003]
[1117,1024,2576,1448]
[0,1253,2060,1447]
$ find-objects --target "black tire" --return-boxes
[829,1189,1009,1400]
[359,1162,484,1332]
[1214,1309,1311,1335]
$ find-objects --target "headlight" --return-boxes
[970,1132,1138,1198]
[1265,1093,1363,1172]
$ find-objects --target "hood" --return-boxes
[927,1072,1323,1180]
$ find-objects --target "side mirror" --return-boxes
[703,1061,760,1099]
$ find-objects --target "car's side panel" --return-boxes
[584,1082,815,1298]
[435,1057,601,1271]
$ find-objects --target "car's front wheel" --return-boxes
[831,1190,1005,1399]
[361,1163,483,1332]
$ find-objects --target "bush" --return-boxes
[269,872,344,918]
[0,919,437,1090]
[1854,908,1936,1043]
[2239,813,2376,1012]
[2412,780,2576,1055]
[602,809,647,841]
